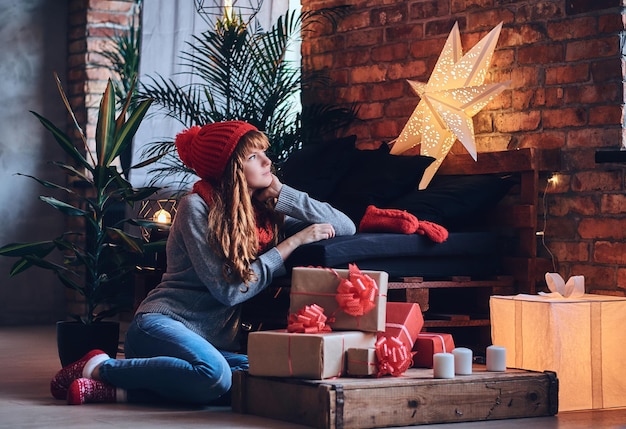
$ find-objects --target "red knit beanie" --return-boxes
[175,121,258,181]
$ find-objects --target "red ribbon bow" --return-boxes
[375,335,414,377]
[335,264,378,317]
[287,304,332,333]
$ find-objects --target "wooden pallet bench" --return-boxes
[387,275,516,322]
[232,366,558,429]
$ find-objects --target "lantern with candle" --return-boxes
[137,199,177,242]
[135,198,178,271]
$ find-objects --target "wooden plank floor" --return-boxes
[2,325,626,429]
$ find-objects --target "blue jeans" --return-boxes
[98,313,248,405]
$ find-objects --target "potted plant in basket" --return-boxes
[0,74,163,366]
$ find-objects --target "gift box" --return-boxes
[289,266,388,333]
[411,332,455,368]
[346,348,378,377]
[381,302,423,350]
[247,330,377,379]
[490,293,626,411]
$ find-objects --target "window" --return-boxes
[132,0,299,187]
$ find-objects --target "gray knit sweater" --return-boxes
[135,185,356,351]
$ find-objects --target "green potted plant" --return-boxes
[0,74,162,366]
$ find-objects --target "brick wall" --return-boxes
[301,0,626,294]
[70,1,626,294]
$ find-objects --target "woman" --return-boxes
[50,121,356,405]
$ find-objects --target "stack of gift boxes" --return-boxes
[247,265,456,379]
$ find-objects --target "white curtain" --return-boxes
[132,0,298,188]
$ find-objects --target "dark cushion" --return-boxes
[280,135,357,201]
[286,232,501,278]
[388,174,517,230]
[328,145,435,223]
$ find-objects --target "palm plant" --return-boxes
[0,75,162,324]
[139,5,358,185]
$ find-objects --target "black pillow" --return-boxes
[388,174,517,230]
[280,135,358,201]
[328,145,435,223]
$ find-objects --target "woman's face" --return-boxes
[243,148,272,193]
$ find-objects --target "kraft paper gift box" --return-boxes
[247,330,377,379]
[490,293,626,411]
[346,348,378,376]
[411,332,455,368]
[381,302,424,350]
[289,266,389,333]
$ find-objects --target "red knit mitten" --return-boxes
[416,220,449,243]
[50,349,109,400]
[67,378,117,405]
[359,205,419,234]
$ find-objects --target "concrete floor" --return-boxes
[1,325,625,429]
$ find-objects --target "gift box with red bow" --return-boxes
[411,332,455,368]
[247,330,377,379]
[289,265,388,333]
[371,302,423,377]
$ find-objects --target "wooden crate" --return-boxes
[232,366,558,429]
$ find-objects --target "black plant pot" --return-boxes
[56,321,120,367]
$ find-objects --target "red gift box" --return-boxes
[412,332,456,368]
[379,302,424,350]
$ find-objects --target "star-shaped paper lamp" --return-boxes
[391,22,511,189]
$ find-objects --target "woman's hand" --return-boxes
[253,174,283,202]
[295,223,336,245]
[275,223,335,260]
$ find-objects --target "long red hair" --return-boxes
[207,130,283,288]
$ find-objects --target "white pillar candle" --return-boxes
[486,345,506,372]
[433,352,455,379]
[452,347,473,375]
